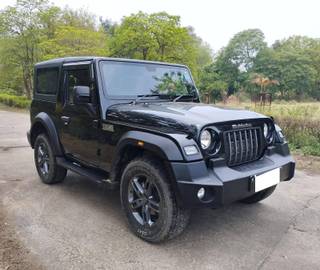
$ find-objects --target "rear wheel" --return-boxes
[34,134,67,184]
[240,185,277,204]
[120,157,190,243]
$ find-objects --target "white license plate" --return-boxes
[254,168,280,192]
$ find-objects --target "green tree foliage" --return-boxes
[40,26,108,60]
[198,64,227,103]
[0,0,50,98]
[212,29,267,95]
[1,1,319,102]
[0,1,109,97]
[110,12,210,78]
[200,30,320,101]
[254,37,318,99]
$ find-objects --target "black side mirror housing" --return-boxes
[74,86,91,104]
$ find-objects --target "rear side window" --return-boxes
[36,68,59,95]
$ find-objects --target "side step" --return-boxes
[56,157,119,190]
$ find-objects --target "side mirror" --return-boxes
[74,86,91,104]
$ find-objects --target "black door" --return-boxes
[59,64,101,166]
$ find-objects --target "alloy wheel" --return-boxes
[128,175,161,227]
[37,142,50,176]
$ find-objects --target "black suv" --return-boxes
[27,57,295,242]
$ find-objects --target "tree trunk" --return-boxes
[142,48,148,60]
[22,67,32,99]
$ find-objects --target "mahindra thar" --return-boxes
[27,57,295,242]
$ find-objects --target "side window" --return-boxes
[66,68,90,105]
[36,68,59,95]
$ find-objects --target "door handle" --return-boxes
[61,116,71,125]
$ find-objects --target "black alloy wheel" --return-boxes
[120,157,191,243]
[37,142,50,177]
[128,174,161,227]
[34,134,67,184]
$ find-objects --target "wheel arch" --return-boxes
[30,112,63,156]
[109,131,184,184]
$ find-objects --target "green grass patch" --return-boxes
[0,93,31,109]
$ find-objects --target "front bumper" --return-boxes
[171,142,295,208]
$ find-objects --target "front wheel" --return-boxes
[120,157,190,243]
[34,134,67,184]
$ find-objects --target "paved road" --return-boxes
[0,110,320,270]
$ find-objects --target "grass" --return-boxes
[0,93,31,109]
[220,101,320,157]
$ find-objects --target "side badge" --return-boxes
[102,123,114,132]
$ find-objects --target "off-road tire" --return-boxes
[240,185,277,204]
[120,157,191,243]
[34,134,67,184]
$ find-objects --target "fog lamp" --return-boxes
[197,187,205,200]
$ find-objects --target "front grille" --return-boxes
[224,127,263,166]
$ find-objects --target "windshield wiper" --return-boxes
[173,94,195,102]
[133,94,170,104]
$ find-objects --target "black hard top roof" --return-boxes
[35,56,187,68]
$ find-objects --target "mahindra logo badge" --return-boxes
[232,123,252,129]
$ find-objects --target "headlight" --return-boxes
[263,123,269,138]
[263,122,274,144]
[275,124,286,143]
[200,129,211,150]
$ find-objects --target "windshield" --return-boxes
[100,61,197,98]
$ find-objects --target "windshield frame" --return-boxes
[98,59,199,101]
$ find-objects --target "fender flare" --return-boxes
[30,112,63,156]
[114,130,185,162]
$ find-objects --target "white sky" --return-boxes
[1,0,319,52]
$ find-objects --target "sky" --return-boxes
[1,0,319,52]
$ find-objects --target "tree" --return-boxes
[226,29,267,71]
[60,7,96,30]
[254,39,318,100]
[198,64,228,103]
[40,26,108,60]
[0,0,51,98]
[110,12,157,60]
[99,17,117,36]
[214,29,267,95]
[110,11,211,78]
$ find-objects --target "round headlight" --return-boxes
[200,129,212,150]
[263,123,269,138]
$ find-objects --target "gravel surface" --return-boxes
[0,109,320,270]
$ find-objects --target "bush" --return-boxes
[0,93,31,108]
[276,117,320,156]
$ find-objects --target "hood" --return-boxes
[106,102,268,137]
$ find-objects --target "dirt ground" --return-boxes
[0,204,42,270]
[1,108,320,270]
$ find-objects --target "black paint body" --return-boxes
[27,57,295,208]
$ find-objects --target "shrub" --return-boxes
[276,117,320,156]
[0,93,31,109]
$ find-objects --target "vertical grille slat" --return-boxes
[249,129,254,160]
[234,132,238,163]
[254,129,259,158]
[239,131,243,162]
[224,126,262,166]
[244,130,249,161]
[227,133,232,162]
